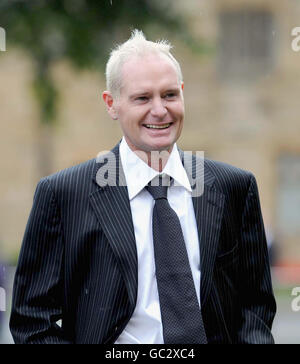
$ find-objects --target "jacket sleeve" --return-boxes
[10,178,71,344]
[237,174,276,344]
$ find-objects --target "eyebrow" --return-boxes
[164,88,180,94]
[129,91,150,99]
[129,87,181,99]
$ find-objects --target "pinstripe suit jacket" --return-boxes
[10,143,276,344]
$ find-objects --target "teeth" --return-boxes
[145,123,170,129]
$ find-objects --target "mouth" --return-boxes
[143,122,173,130]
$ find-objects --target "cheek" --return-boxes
[171,101,184,117]
[121,104,148,123]
[118,111,145,136]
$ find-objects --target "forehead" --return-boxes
[120,53,180,93]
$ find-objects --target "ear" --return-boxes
[102,91,118,120]
[181,82,184,91]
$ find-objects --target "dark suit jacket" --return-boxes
[10,144,276,344]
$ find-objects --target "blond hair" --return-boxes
[105,29,183,98]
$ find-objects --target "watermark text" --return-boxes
[0,286,6,312]
[0,27,6,52]
[95,149,205,197]
[291,27,300,52]
[291,287,300,312]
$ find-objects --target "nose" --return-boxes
[150,98,167,119]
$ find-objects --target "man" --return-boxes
[10,30,276,344]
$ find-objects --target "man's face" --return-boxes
[105,54,184,154]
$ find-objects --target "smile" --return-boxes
[144,123,172,129]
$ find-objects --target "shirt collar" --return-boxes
[119,137,192,200]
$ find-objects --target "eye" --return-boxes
[164,92,177,99]
[135,96,149,102]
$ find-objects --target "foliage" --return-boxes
[0,0,199,124]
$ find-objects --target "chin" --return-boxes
[147,138,176,152]
[144,142,172,152]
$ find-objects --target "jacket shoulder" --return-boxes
[204,158,254,194]
[39,158,97,194]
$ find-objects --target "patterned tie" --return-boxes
[146,175,207,344]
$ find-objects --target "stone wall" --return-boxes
[0,0,299,262]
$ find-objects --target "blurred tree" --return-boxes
[0,0,204,175]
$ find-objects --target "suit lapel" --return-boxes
[193,185,225,308]
[181,150,225,308]
[89,144,138,308]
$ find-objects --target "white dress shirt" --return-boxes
[114,137,201,344]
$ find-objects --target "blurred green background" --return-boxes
[0,0,299,344]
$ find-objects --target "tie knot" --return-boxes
[146,174,171,200]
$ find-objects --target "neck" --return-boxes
[133,147,174,172]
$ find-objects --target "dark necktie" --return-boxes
[146,175,207,344]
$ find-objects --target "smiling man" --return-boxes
[103,52,184,157]
[10,30,276,344]
[102,32,185,172]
